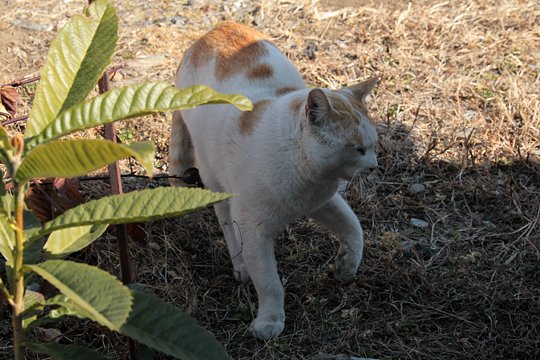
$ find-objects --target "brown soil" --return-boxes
[1,0,539,359]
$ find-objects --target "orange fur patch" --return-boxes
[326,91,367,126]
[246,63,274,80]
[276,86,300,96]
[239,100,271,135]
[188,21,270,81]
[289,97,305,115]
[340,90,375,125]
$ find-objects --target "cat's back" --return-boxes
[176,21,305,98]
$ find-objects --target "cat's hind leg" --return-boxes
[214,200,250,282]
[169,110,195,187]
[309,193,364,282]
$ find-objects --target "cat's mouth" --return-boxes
[338,165,362,180]
[339,163,377,180]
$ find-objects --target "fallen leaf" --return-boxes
[25,178,85,223]
[0,86,20,118]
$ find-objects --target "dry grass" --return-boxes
[1,0,539,359]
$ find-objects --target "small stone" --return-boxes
[9,19,51,32]
[336,39,347,48]
[170,15,187,26]
[36,328,62,342]
[410,218,429,228]
[148,242,161,251]
[409,183,426,194]
[152,17,167,25]
[304,41,318,60]
[26,283,40,292]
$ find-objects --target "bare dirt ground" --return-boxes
[1,0,539,359]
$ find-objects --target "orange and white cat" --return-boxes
[169,21,378,340]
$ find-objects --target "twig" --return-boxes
[0,65,125,88]
[78,174,183,181]
[1,75,40,88]
[1,115,28,127]
[1,64,126,127]
[88,1,138,353]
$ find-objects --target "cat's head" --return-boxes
[303,77,379,180]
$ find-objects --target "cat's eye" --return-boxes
[356,147,366,155]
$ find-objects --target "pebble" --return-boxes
[26,283,40,292]
[36,328,62,342]
[170,15,187,26]
[410,218,429,228]
[409,183,426,194]
[9,19,51,32]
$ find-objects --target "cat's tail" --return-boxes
[169,110,195,187]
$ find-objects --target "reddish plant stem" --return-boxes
[0,65,124,88]
[1,65,125,127]
[98,74,133,285]
[1,115,28,127]
[1,75,40,88]
[95,46,139,360]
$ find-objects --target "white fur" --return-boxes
[170,29,378,340]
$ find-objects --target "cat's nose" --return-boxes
[361,165,378,175]
[368,158,379,173]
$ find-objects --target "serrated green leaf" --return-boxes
[15,139,154,183]
[44,224,107,260]
[46,294,92,320]
[22,290,45,329]
[120,288,230,360]
[26,342,110,360]
[39,187,231,236]
[1,196,39,275]
[23,289,44,310]
[0,277,11,304]
[23,208,44,265]
[25,0,118,138]
[0,125,14,166]
[26,260,132,331]
[0,193,14,216]
[23,237,44,266]
[25,294,88,329]
[25,82,253,149]
[0,213,14,263]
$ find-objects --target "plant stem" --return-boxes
[96,44,139,360]
[0,280,15,306]
[12,185,26,360]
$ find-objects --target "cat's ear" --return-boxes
[306,89,330,123]
[345,76,379,103]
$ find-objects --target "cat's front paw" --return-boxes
[250,315,285,340]
[334,262,357,282]
[233,263,250,282]
[334,248,361,282]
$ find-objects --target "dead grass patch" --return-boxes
[1,0,539,359]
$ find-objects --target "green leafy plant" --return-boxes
[0,1,251,359]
